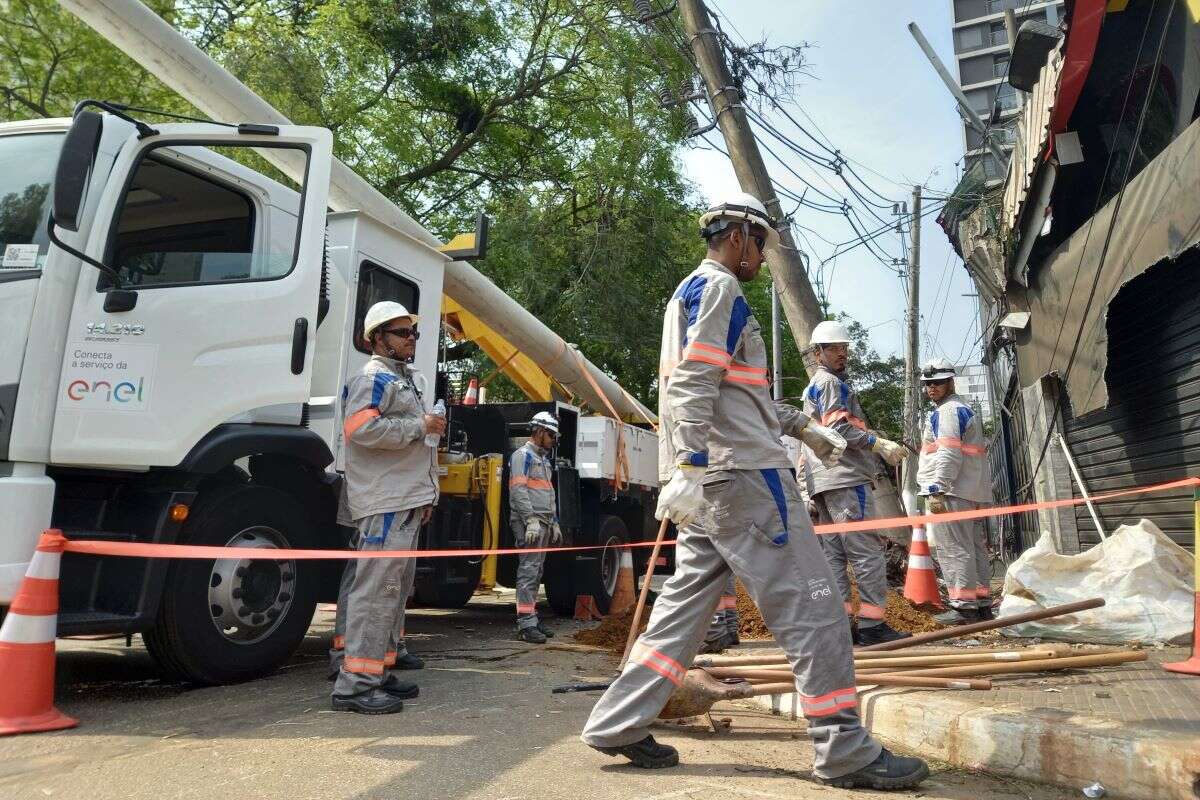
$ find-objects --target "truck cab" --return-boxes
[0,107,660,685]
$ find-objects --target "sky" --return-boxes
[678,0,982,364]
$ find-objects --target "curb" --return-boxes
[748,688,1200,800]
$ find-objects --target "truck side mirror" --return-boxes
[52,110,103,233]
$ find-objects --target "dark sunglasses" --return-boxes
[751,234,766,251]
[383,326,420,340]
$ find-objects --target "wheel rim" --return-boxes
[207,526,296,645]
[599,535,622,600]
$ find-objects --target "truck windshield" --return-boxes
[0,132,63,271]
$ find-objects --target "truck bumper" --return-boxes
[0,463,54,604]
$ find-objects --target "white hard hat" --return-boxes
[809,320,852,347]
[920,357,957,382]
[531,411,559,435]
[363,301,418,341]
[699,192,781,250]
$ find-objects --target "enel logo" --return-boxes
[66,378,145,403]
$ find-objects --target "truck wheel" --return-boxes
[143,484,319,684]
[545,514,628,617]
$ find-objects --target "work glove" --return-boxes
[797,419,847,468]
[655,465,707,527]
[926,493,949,515]
[871,436,906,467]
[524,518,543,546]
[550,520,563,545]
[807,500,819,522]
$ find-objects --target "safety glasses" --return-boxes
[384,326,420,340]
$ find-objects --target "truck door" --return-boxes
[51,124,333,467]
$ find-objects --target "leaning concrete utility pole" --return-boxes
[679,0,825,365]
[902,185,922,497]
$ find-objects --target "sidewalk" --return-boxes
[745,642,1200,800]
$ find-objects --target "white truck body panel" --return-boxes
[576,416,659,489]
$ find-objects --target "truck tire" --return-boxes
[143,484,319,684]
[544,514,627,617]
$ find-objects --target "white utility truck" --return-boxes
[0,105,661,684]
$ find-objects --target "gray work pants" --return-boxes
[928,496,990,609]
[704,572,739,642]
[814,484,888,628]
[581,468,881,780]
[332,509,421,697]
[514,517,549,630]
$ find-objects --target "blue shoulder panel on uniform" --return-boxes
[370,372,397,407]
[676,275,708,335]
[838,380,850,409]
[854,484,867,521]
[759,468,790,545]
[341,384,348,402]
[806,383,824,418]
[523,449,533,476]
[930,410,940,438]
[956,405,974,437]
[726,296,751,355]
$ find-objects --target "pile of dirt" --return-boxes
[574,606,649,655]
[736,581,943,638]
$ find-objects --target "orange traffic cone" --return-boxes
[608,550,636,617]
[574,595,603,621]
[463,377,479,406]
[902,524,943,610]
[0,529,77,736]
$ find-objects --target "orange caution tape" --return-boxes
[58,476,1200,560]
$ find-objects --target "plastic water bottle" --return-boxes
[424,399,445,448]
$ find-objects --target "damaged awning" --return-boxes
[1016,115,1200,414]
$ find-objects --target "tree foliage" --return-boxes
[0,0,707,409]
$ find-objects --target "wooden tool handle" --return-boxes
[619,516,671,669]
[855,597,1106,652]
[881,650,1147,678]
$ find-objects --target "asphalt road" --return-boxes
[0,593,1072,800]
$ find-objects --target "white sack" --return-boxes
[998,519,1194,644]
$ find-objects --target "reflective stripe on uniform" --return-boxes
[724,361,769,387]
[343,656,386,675]
[800,686,858,717]
[947,586,977,600]
[628,641,687,686]
[683,341,732,367]
[820,409,867,431]
[717,595,737,610]
[517,603,536,615]
[332,634,345,650]
[344,407,381,439]
[922,437,985,456]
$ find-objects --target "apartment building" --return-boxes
[951,0,1064,184]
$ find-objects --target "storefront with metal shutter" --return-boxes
[1062,253,1200,551]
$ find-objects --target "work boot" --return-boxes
[392,652,424,670]
[518,626,547,644]
[821,748,929,790]
[536,621,555,638]
[856,623,911,646]
[331,688,405,715]
[934,608,979,626]
[697,632,735,654]
[381,675,419,700]
[976,604,996,621]
[591,734,679,769]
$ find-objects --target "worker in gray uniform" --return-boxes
[510,411,562,644]
[916,358,994,625]
[331,301,445,715]
[700,574,740,653]
[802,320,910,647]
[580,192,928,791]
